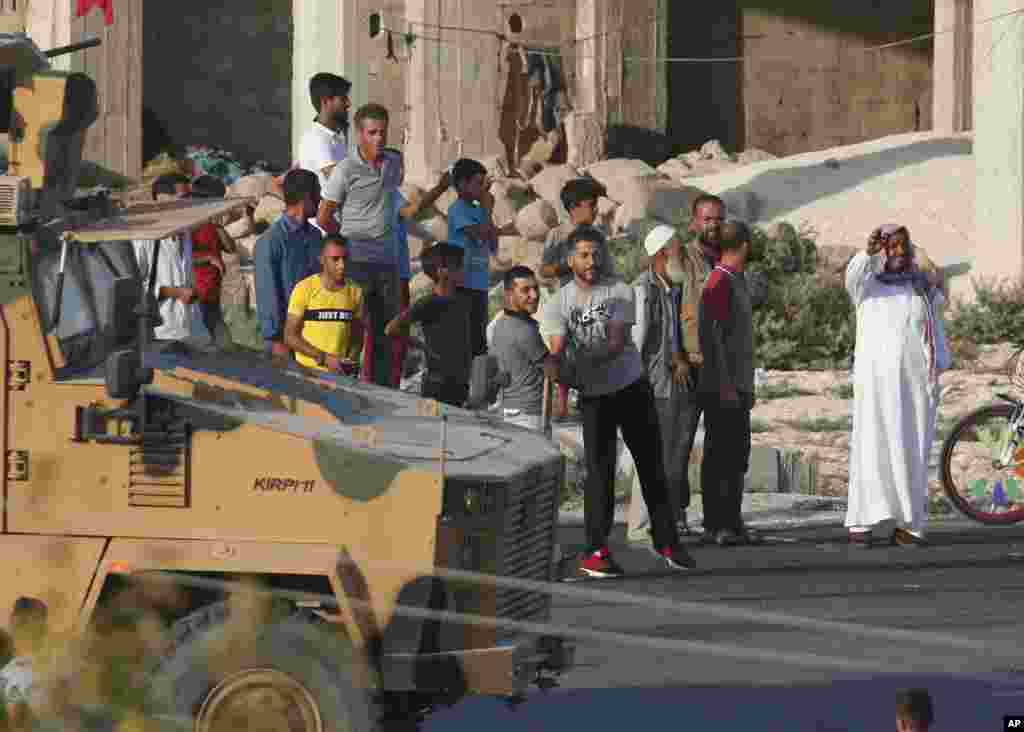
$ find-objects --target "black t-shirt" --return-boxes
[407,293,472,384]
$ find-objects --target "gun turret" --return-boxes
[0,33,102,228]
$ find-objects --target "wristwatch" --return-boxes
[316,351,328,367]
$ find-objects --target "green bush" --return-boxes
[945,279,1024,347]
[742,224,856,370]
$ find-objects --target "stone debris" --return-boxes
[563,110,606,169]
[515,198,560,241]
[527,163,581,213]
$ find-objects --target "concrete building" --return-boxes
[10,0,1024,290]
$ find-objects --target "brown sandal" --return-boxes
[890,527,929,547]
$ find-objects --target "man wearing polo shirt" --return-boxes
[298,73,351,188]
[316,103,403,388]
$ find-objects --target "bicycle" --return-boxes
[940,346,1024,524]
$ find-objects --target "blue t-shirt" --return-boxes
[447,198,494,291]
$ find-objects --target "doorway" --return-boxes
[665,2,744,155]
[142,1,294,170]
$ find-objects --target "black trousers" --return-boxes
[580,377,679,554]
[421,375,468,408]
[655,391,702,518]
[699,394,752,533]
[458,287,489,358]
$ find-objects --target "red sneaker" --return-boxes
[574,548,625,579]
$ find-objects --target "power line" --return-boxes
[376,4,1024,65]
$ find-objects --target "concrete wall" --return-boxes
[291,0,408,173]
[143,0,293,168]
[663,1,933,157]
[738,1,934,157]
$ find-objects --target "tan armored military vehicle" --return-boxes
[0,34,571,732]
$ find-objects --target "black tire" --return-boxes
[148,601,376,732]
[941,403,1024,525]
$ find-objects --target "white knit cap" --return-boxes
[644,224,677,257]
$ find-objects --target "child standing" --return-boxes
[385,242,472,408]
[447,158,498,359]
[189,174,237,348]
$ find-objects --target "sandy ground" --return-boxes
[750,343,1019,498]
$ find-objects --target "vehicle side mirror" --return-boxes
[467,354,509,411]
[105,349,153,400]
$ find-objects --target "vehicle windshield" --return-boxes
[31,235,143,378]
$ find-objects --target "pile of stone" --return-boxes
[216,137,787,311]
[404,152,715,302]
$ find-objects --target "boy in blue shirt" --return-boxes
[447,158,499,358]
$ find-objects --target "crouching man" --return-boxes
[284,235,364,374]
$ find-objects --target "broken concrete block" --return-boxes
[488,180,522,228]
[613,176,707,236]
[519,159,544,180]
[529,164,580,210]
[656,158,693,180]
[224,214,254,240]
[228,173,275,200]
[253,194,285,225]
[737,148,776,165]
[219,252,246,307]
[685,158,740,177]
[564,111,606,169]
[481,154,510,180]
[584,158,659,203]
[515,199,559,241]
[597,196,619,233]
[699,139,734,161]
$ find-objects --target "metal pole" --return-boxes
[50,234,70,329]
[44,38,102,58]
[541,376,552,438]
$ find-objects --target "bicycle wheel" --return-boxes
[941,403,1024,524]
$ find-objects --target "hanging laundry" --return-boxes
[75,0,114,27]
[524,48,564,133]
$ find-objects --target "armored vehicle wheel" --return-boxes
[149,603,375,732]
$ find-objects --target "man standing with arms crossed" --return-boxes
[544,226,696,578]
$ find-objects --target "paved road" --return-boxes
[426,521,1024,731]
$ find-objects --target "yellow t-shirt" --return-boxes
[287,274,363,370]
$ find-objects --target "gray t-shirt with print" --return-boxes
[541,278,644,397]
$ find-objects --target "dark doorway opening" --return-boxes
[142,1,293,170]
[665,2,744,155]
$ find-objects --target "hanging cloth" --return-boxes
[75,0,114,27]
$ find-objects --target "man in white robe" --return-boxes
[845,224,950,547]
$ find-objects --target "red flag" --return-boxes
[75,0,114,26]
